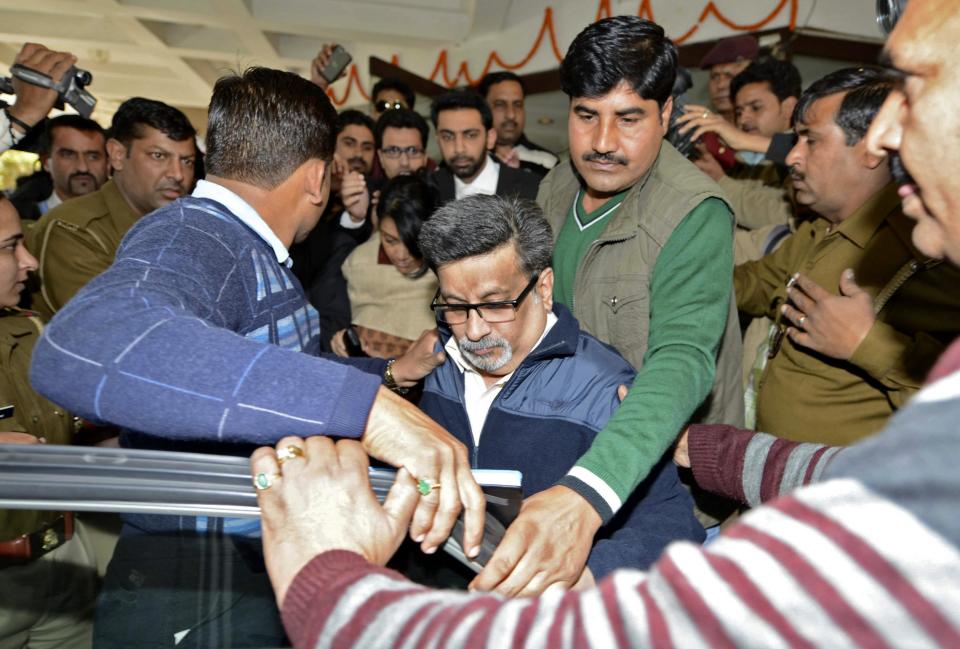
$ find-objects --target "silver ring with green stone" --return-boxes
[253,471,279,491]
[417,477,440,497]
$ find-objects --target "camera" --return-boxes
[665,67,696,157]
[876,0,908,35]
[0,64,97,118]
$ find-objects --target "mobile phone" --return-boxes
[319,46,352,84]
[343,326,368,357]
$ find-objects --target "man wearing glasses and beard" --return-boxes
[391,194,702,594]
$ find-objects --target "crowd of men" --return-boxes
[1,0,958,646]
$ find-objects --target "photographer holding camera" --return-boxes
[1,43,78,153]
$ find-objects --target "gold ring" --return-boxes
[253,471,280,491]
[276,445,305,465]
[417,477,441,496]
[702,111,710,119]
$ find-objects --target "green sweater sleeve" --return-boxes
[566,198,734,518]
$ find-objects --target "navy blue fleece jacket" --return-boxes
[420,304,704,578]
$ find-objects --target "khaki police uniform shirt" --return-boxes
[718,159,794,233]
[26,179,139,320]
[0,309,73,540]
[735,183,960,444]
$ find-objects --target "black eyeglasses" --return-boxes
[374,100,405,112]
[431,274,539,325]
[381,145,424,159]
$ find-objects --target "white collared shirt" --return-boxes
[454,155,500,200]
[192,179,291,267]
[38,190,62,215]
[444,311,558,447]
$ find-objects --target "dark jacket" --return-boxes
[513,134,560,180]
[419,304,704,578]
[430,156,540,205]
[289,206,373,350]
[8,170,53,221]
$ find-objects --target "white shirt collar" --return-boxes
[454,155,500,199]
[444,310,558,447]
[44,191,63,212]
[444,310,559,381]
[191,179,291,267]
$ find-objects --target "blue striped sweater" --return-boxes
[31,195,385,532]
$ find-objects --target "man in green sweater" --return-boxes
[470,16,744,595]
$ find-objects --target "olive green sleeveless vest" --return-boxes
[539,143,744,524]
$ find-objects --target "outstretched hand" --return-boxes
[390,328,445,387]
[362,387,486,557]
[676,104,772,154]
[252,436,419,607]
[469,485,601,597]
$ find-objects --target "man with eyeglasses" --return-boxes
[374,108,429,180]
[397,194,702,593]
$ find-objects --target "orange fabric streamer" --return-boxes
[328,0,799,106]
[326,64,371,105]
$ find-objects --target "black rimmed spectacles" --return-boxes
[381,145,425,159]
[431,273,539,325]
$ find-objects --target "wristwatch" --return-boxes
[383,358,409,394]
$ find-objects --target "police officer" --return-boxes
[26,97,197,319]
[0,195,98,648]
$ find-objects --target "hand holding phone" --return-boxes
[311,44,352,88]
[343,326,369,358]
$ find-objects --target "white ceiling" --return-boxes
[0,0,885,152]
[0,0,507,122]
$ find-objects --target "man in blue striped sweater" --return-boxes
[250,2,960,646]
[30,67,485,648]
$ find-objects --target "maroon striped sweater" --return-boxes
[280,340,960,648]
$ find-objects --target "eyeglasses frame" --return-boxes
[380,145,425,159]
[430,273,541,325]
